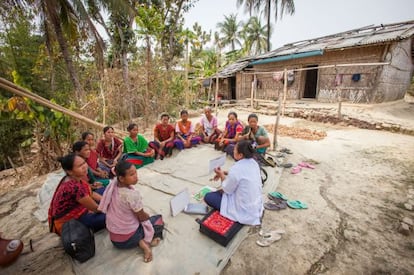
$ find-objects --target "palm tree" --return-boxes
[9,0,111,102]
[237,0,295,51]
[216,13,243,52]
[242,16,267,55]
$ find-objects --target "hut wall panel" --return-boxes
[374,39,414,102]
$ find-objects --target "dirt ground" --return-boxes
[1,98,414,274]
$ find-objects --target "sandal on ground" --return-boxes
[265,156,276,167]
[259,229,286,238]
[280,163,293,168]
[263,200,287,211]
[298,161,315,169]
[256,232,282,247]
[287,200,308,209]
[291,166,302,174]
[268,191,288,201]
[280,148,292,154]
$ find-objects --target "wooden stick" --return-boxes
[7,156,18,174]
[282,69,288,116]
[0,77,127,138]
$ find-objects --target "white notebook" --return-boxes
[170,188,209,216]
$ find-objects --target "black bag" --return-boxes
[61,219,95,263]
[197,210,243,247]
[151,214,164,240]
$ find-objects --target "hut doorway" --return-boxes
[303,65,318,98]
[230,77,236,99]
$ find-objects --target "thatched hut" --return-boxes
[212,20,414,104]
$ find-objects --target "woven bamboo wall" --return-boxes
[232,39,413,103]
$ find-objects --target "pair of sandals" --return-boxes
[266,192,308,210]
[256,228,285,247]
[0,235,24,267]
[291,161,315,174]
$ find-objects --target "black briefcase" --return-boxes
[197,210,243,247]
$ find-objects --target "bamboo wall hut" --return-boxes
[212,20,414,104]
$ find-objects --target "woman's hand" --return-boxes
[214,167,226,181]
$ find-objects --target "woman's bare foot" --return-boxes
[150,237,161,247]
[139,240,152,263]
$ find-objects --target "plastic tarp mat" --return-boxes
[36,145,281,275]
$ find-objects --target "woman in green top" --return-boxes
[123,123,155,169]
[240,113,270,155]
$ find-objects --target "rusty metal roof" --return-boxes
[255,20,414,59]
[215,20,414,77]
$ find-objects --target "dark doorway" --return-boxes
[230,77,236,99]
[303,65,318,98]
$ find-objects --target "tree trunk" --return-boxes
[267,0,271,52]
[46,2,84,102]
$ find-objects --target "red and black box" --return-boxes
[198,210,243,247]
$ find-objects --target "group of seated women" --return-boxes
[48,108,270,262]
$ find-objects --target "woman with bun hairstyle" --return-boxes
[204,140,263,225]
[48,153,106,235]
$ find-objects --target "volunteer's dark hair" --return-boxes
[72,141,88,153]
[127,123,138,131]
[236,140,255,158]
[248,113,258,121]
[115,160,133,178]
[81,131,93,141]
[57,153,78,171]
[103,126,114,133]
[160,113,170,119]
[180,110,188,116]
[228,111,238,119]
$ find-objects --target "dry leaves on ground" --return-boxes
[264,124,327,141]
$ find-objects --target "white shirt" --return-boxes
[220,158,264,225]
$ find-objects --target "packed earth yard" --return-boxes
[1,99,414,275]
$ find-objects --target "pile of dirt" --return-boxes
[264,124,327,141]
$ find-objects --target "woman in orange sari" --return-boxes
[48,154,106,235]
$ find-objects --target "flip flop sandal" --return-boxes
[287,200,308,209]
[280,163,293,168]
[265,157,276,167]
[256,233,282,247]
[268,191,288,201]
[280,148,293,154]
[298,162,315,169]
[291,166,302,174]
[263,200,287,211]
[259,229,286,238]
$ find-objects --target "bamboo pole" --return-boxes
[242,62,389,75]
[0,77,127,138]
[282,70,288,116]
[272,68,286,150]
[337,87,343,119]
[251,74,256,108]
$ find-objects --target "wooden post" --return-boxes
[251,74,256,108]
[214,47,220,117]
[282,68,288,116]
[273,69,286,150]
[337,87,342,119]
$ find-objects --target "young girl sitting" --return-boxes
[98,161,161,263]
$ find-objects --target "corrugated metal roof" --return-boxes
[257,20,414,59]
[216,60,250,78]
[215,20,414,77]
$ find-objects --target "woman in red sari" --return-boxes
[149,113,175,159]
[96,126,123,175]
[48,154,105,235]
